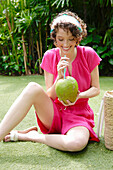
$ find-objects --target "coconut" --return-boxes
[55,76,78,104]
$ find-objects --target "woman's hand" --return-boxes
[58,90,80,107]
[57,56,69,79]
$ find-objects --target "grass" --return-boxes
[0,75,113,170]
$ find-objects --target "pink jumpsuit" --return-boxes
[36,46,101,142]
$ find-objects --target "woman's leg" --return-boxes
[0,82,54,141]
[3,126,38,142]
[17,126,38,134]
[4,126,90,152]
[31,126,89,152]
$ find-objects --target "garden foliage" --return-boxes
[0,0,113,76]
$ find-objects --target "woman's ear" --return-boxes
[75,41,79,46]
[74,36,82,46]
[54,41,58,47]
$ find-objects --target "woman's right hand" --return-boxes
[58,90,80,106]
[57,56,69,79]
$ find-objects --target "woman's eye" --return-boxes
[69,38,74,41]
[58,39,63,41]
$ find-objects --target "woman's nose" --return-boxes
[63,40,69,46]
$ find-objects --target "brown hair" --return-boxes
[50,10,87,45]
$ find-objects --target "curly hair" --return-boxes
[50,10,87,45]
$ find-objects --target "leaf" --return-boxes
[108,50,113,55]
[22,68,25,73]
[9,72,12,76]
[101,51,113,58]
[110,16,113,27]
[88,28,96,33]
[2,56,9,62]
[103,28,113,44]
[61,0,65,8]
[97,46,107,54]
[36,20,39,27]
[7,62,15,66]
[110,0,113,7]
[101,53,109,58]
[56,0,62,8]
[92,45,98,50]
[52,0,67,8]
[93,35,102,44]
[80,35,93,45]
[66,0,69,6]
[3,63,9,70]
[109,59,113,65]
[52,0,59,6]
[14,65,19,71]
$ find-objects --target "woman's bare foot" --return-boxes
[3,126,38,142]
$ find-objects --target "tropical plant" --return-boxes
[0,0,113,76]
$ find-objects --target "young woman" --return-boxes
[0,10,101,152]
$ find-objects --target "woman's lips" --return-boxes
[62,47,70,51]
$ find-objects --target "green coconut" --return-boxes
[55,76,78,104]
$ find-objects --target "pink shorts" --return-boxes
[35,98,99,142]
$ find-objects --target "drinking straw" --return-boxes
[64,55,66,79]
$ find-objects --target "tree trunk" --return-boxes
[28,43,32,68]
[39,22,42,59]
[31,30,35,68]
[6,13,11,32]
[22,31,28,75]
[45,24,48,52]
[0,45,5,56]
[36,40,42,74]
[6,12,20,69]
[28,32,32,68]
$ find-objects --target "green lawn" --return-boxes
[0,75,113,170]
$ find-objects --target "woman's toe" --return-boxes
[3,135,11,142]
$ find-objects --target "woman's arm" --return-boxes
[44,56,69,100]
[58,65,100,106]
[44,70,59,100]
[79,65,100,99]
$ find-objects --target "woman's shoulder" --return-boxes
[44,48,59,56]
[77,46,101,73]
[77,46,99,61]
[77,45,96,54]
[42,48,60,68]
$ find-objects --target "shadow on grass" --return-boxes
[0,142,89,169]
[0,138,113,169]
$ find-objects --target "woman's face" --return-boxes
[55,28,77,56]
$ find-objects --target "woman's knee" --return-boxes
[65,134,89,152]
[23,82,43,98]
